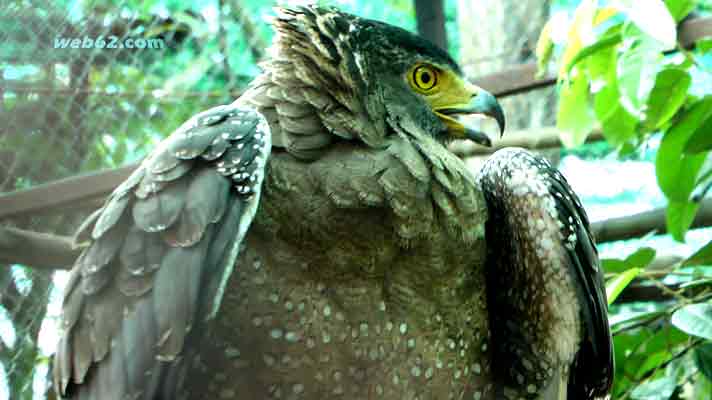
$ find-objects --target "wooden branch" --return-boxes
[679,16,712,49]
[0,226,76,270]
[0,164,137,221]
[451,127,604,157]
[617,283,677,303]
[614,272,712,306]
[610,255,682,303]
[473,63,555,98]
[646,254,684,272]
[616,275,709,304]
[591,198,712,243]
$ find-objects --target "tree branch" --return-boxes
[617,283,679,304]
[450,127,604,157]
[0,164,136,220]
[0,226,76,270]
[591,198,712,243]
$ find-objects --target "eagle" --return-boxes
[53,6,613,400]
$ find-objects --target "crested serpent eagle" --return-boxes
[53,6,613,400]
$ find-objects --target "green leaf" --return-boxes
[698,38,712,54]
[644,69,692,130]
[665,0,697,22]
[683,240,712,267]
[610,309,666,328]
[613,327,656,395]
[636,350,672,379]
[595,82,638,146]
[622,0,677,50]
[566,30,623,76]
[590,47,618,120]
[630,376,677,400]
[684,115,712,154]
[617,31,664,118]
[619,142,638,156]
[666,200,700,241]
[587,43,617,85]
[606,267,642,305]
[602,258,629,273]
[626,247,657,269]
[656,97,712,201]
[557,75,595,148]
[602,247,656,273]
[645,325,691,353]
[695,343,712,383]
[671,303,712,340]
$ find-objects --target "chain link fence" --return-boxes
[0,1,552,398]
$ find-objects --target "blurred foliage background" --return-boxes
[541,1,712,398]
[0,0,711,399]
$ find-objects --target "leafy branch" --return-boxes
[539,0,712,397]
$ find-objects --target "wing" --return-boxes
[478,148,613,400]
[53,102,271,400]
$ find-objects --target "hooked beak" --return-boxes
[433,82,506,147]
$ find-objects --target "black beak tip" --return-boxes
[465,128,493,147]
[494,107,506,136]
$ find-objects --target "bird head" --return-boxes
[266,6,505,147]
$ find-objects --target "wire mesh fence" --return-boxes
[0,1,553,398]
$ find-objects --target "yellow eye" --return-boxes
[411,65,438,91]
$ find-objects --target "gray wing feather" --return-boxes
[91,190,132,239]
[53,103,271,399]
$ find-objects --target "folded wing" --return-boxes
[53,103,271,400]
[479,148,613,400]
